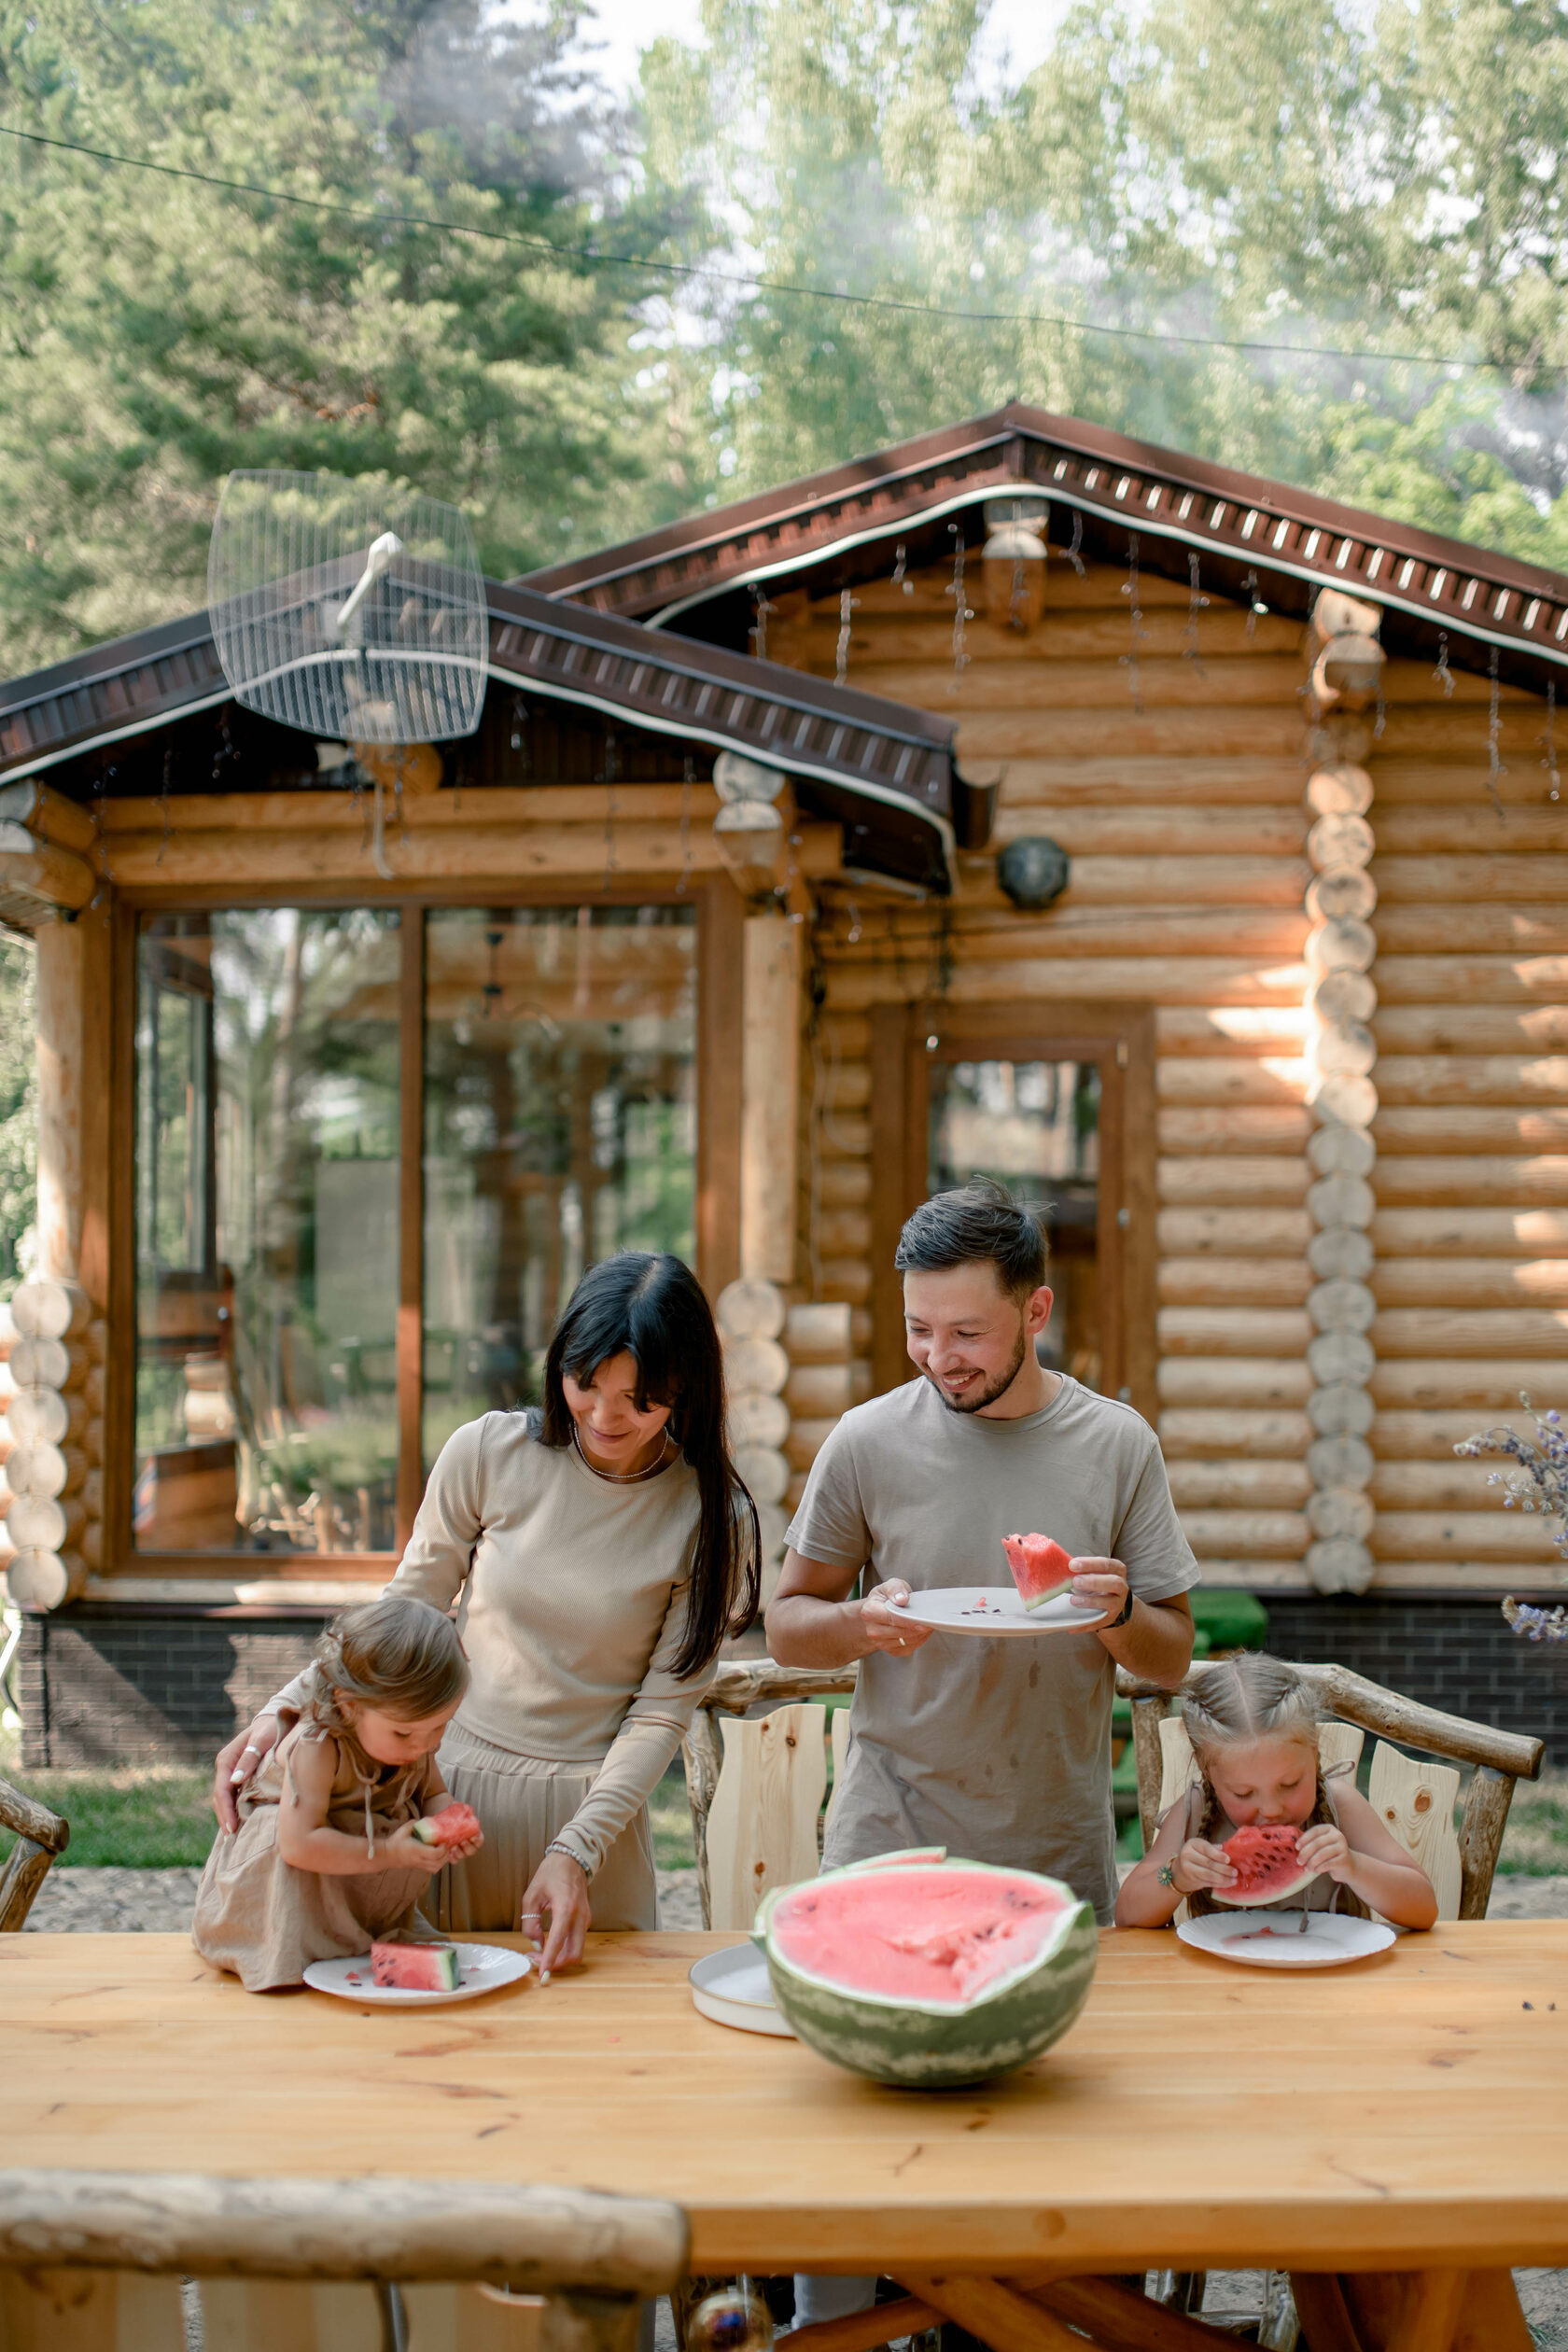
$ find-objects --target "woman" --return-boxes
[213,1253,760,1971]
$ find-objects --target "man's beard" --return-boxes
[923,1323,1029,1416]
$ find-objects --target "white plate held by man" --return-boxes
[895,1587,1109,1637]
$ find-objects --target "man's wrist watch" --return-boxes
[1103,1587,1135,1629]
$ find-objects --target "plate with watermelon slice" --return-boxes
[1177,1911,1396,1969]
[895,1533,1108,1637]
[303,1939,532,2007]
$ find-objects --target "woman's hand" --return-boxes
[521,1849,592,1975]
[1172,1838,1237,1896]
[859,1580,933,1659]
[213,1715,281,1833]
[384,1821,454,1878]
[1297,1822,1353,1883]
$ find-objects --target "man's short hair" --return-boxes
[894,1179,1048,1299]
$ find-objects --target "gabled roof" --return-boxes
[0,581,978,893]
[522,402,1568,692]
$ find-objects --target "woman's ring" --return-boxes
[240,1743,260,1758]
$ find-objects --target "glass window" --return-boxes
[422,905,697,1463]
[928,1057,1103,1392]
[134,910,400,1553]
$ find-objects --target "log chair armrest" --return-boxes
[0,1774,68,1853]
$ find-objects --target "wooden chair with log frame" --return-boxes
[0,1774,68,1932]
[0,2168,688,2352]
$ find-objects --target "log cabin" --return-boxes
[4,403,1568,1763]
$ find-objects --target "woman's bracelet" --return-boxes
[545,1839,586,1870]
[1157,1861,1180,1892]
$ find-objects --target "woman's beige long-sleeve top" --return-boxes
[268,1412,713,1877]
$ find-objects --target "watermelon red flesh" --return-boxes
[1001,1533,1074,1611]
[371,1939,461,1991]
[1211,1823,1317,1909]
[771,1867,1069,2007]
[411,1800,481,1850]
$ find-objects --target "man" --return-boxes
[768,1179,1198,1927]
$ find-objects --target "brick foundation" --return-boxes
[16,1604,330,1771]
[15,1590,1568,1770]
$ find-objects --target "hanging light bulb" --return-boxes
[686,2282,775,2352]
[981,497,1046,632]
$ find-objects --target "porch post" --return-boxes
[740,911,801,1284]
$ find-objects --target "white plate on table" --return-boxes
[894,1587,1109,1638]
[1177,1911,1397,1969]
[303,1943,531,2006]
[689,1944,795,2037]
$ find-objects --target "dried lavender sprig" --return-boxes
[1503,1596,1568,1643]
[1456,1393,1568,1563]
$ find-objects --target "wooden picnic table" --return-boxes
[7,1924,1568,2349]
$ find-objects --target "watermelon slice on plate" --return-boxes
[371,1938,461,1991]
[1211,1823,1317,1909]
[410,1800,481,1850]
[1002,1533,1075,1611]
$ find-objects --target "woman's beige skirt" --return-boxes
[429,1720,658,1935]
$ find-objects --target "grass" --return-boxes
[1496,1771,1568,1877]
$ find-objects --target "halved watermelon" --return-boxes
[371,1938,461,1991]
[1211,1823,1316,1909]
[1002,1532,1075,1611]
[755,1854,1098,2088]
[411,1800,481,1850]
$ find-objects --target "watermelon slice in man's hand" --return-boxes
[1002,1533,1076,1611]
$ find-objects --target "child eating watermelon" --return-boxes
[1115,1653,1437,1930]
[194,1595,484,1990]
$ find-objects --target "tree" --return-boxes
[637,0,1568,567]
[0,0,698,674]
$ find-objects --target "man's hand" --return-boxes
[858,1580,934,1658]
[212,1714,281,1833]
[1068,1557,1129,1624]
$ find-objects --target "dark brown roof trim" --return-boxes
[521,402,1568,682]
[0,581,965,889]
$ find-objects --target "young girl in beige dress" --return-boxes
[194,1594,483,1990]
[214,1253,760,1976]
[1116,1652,1438,1929]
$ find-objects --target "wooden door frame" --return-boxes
[869,1000,1157,1421]
[108,876,742,1577]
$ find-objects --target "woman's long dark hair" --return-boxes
[535,1253,762,1679]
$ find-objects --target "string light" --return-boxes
[1063,511,1086,579]
[835,588,858,687]
[1242,567,1267,637]
[749,586,776,660]
[1183,550,1208,675]
[156,745,171,866]
[678,753,694,892]
[602,722,618,886]
[1487,645,1508,817]
[1544,681,1561,803]
[890,542,912,597]
[1120,531,1149,713]
[946,524,973,682]
[1433,633,1454,697]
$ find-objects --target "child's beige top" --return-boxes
[267,1413,712,1877]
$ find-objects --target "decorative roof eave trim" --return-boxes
[0,685,236,786]
[647,469,1568,677]
[523,406,1568,678]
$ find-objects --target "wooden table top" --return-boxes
[7,1925,1568,2274]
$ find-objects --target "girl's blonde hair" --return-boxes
[1180,1651,1320,1771]
[301,1595,467,1735]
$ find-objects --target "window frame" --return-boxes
[112,877,742,1575]
[868,999,1157,1419]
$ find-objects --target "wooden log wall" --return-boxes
[764,553,1568,1594]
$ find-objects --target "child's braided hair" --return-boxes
[1180,1652,1322,1839]
[301,1594,467,1737]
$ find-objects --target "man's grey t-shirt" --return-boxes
[786,1374,1200,1922]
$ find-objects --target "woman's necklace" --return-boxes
[571,1428,676,1485]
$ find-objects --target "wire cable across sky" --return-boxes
[0,119,1532,380]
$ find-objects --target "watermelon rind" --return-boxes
[755,1855,1098,2089]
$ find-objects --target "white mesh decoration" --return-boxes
[207,471,488,743]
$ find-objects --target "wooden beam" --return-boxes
[696,881,744,1301]
[0,2171,688,2292]
[772,2297,941,2352]
[897,2274,1083,2352]
[0,828,96,917]
[0,779,98,855]
[740,914,802,1284]
[397,910,426,1550]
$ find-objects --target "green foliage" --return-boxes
[0,930,35,1300]
[0,0,698,672]
[640,0,1568,565]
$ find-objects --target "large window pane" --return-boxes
[423,906,697,1462]
[929,1057,1103,1392]
[134,909,400,1553]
